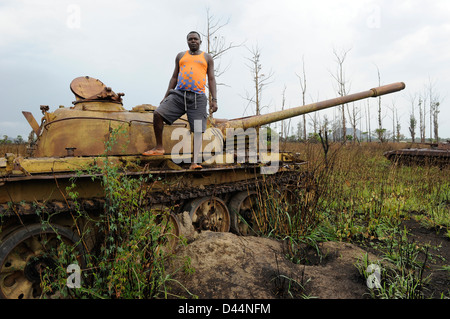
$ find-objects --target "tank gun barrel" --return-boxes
[217,82,405,131]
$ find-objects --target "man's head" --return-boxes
[187,31,202,52]
[187,31,201,41]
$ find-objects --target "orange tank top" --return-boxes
[176,51,208,94]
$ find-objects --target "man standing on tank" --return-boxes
[142,31,218,170]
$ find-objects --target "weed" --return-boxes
[37,126,183,298]
[355,226,432,299]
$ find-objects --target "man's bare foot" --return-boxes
[189,163,202,170]
[142,148,165,156]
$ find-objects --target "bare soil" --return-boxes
[167,213,449,299]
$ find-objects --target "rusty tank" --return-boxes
[384,141,450,166]
[0,76,405,298]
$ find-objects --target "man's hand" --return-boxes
[210,101,218,113]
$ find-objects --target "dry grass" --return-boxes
[0,143,27,156]
[280,141,450,239]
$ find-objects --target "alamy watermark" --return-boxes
[169,122,280,174]
[66,4,81,29]
[66,264,81,289]
[365,4,381,29]
[366,264,382,289]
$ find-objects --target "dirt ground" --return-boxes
[167,212,449,299]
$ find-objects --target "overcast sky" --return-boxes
[1,0,449,141]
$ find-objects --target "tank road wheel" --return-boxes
[227,191,259,236]
[150,205,180,253]
[185,197,230,232]
[0,224,85,299]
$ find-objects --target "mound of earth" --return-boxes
[167,212,449,299]
[167,213,379,299]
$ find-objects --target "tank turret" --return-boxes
[23,77,405,158]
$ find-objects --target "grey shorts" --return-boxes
[155,89,208,133]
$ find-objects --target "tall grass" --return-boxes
[0,143,27,156]
[258,141,449,298]
[281,142,450,241]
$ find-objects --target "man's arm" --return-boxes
[206,53,218,113]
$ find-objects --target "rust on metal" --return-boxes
[70,76,124,103]
[21,111,40,135]
[384,142,450,166]
[70,76,107,100]
[65,147,76,157]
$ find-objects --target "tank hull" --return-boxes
[384,148,450,166]
[1,156,303,209]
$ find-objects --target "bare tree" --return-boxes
[407,93,417,143]
[296,55,307,141]
[425,78,441,142]
[418,96,426,143]
[309,111,320,137]
[307,92,321,139]
[365,100,372,142]
[388,100,401,142]
[296,121,304,141]
[389,104,395,142]
[395,108,402,142]
[280,85,289,140]
[322,115,331,140]
[433,100,440,142]
[331,107,339,142]
[203,8,244,116]
[374,66,387,142]
[347,102,361,143]
[331,47,352,142]
[418,82,434,143]
[243,45,274,117]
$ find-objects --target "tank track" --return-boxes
[0,170,309,217]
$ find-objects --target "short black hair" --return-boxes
[187,31,201,40]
